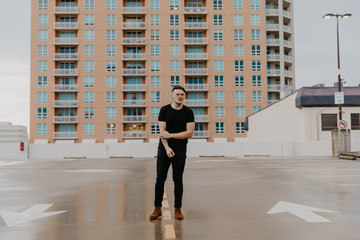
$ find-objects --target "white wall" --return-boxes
[0,142,28,159]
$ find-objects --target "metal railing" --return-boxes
[283,10,292,18]
[53,132,78,139]
[266,9,279,15]
[122,69,146,76]
[54,69,78,76]
[184,68,208,75]
[53,116,78,123]
[122,131,147,138]
[184,22,208,29]
[283,40,292,48]
[184,37,208,45]
[122,22,146,29]
[266,24,280,31]
[54,38,78,45]
[267,69,281,76]
[184,7,207,14]
[284,55,293,63]
[185,84,209,91]
[267,54,281,61]
[268,99,279,105]
[267,85,282,91]
[54,22,78,29]
[54,53,78,60]
[122,38,146,45]
[184,99,209,106]
[192,131,210,138]
[283,25,292,33]
[284,70,293,78]
[122,7,146,14]
[194,115,209,122]
[122,84,146,91]
[54,7,79,13]
[122,100,146,107]
[184,53,208,60]
[53,100,78,107]
[122,53,146,60]
[266,39,280,45]
[122,116,147,122]
[53,84,78,92]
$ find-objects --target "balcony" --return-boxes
[266,9,279,16]
[184,22,208,29]
[184,37,208,45]
[54,22,78,30]
[266,24,280,31]
[192,131,210,138]
[53,84,78,92]
[185,84,209,91]
[268,99,279,105]
[53,100,78,108]
[122,7,146,14]
[53,116,78,123]
[284,70,293,78]
[122,100,146,107]
[184,7,207,14]
[122,69,146,76]
[267,69,281,76]
[194,115,209,122]
[184,99,209,107]
[266,39,280,46]
[54,37,78,45]
[283,10,292,19]
[122,84,146,92]
[54,53,78,61]
[54,7,79,14]
[184,68,208,76]
[122,115,147,123]
[184,53,208,60]
[267,54,280,61]
[283,25,292,33]
[122,53,146,60]
[122,37,146,45]
[54,69,78,76]
[53,132,78,139]
[122,131,146,139]
[284,0,293,3]
[284,55,293,63]
[284,40,292,48]
[122,22,146,29]
[267,84,281,91]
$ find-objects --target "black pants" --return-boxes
[154,148,186,208]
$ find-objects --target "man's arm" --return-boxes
[162,122,195,139]
[159,121,175,158]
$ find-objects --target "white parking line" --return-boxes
[165,224,176,239]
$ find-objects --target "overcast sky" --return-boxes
[0,0,359,130]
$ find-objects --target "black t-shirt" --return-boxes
[158,104,194,153]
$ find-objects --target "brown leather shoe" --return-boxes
[174,208,184,220]
[149,207,162,220]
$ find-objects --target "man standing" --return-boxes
[150,85,195,220]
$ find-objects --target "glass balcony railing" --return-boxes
[192,131,210,138]
[54,69,78,76]
[53,116,78,123]
[53,100,78,107]
[122,69,146,76]
[194,115,209,122]
[122,131,147,138]
[122,53,146,60]
[184,53,208,60]
[54,53,78,61]
[54,22,78,29]
[122,84,146,91]
[185,84,209,91]
[54,7,79,14]
[122,100,146,107]
[184,22,208,29]
[184,99,209,106]
[53,132,78,139]
[184,38,208,45]
[122,38,146,45]
[122,116,147,122]
[54,38,78,45]
[184,68,208,75]
[122,22,146,29]
[53,84,78,92]
[184,7,207,14]
[122,7,146,14]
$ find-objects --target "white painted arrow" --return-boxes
[267,201,335,223]
[0,204,67,227]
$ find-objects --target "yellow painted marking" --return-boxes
[165,224,176,239]
[162,200,169,208]
[163,210,172,220]
[163,192,167,199]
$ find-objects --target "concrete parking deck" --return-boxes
[0,156,360,240]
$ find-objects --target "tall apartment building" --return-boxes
[30,0,295,143]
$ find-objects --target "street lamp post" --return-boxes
[323,13,351,121]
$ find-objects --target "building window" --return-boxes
[236,122,245,134]
[85,0,94,10]
[235,91,245,102]
[85,30,95,41]
[321,114,337,131]
[106,45,116,56]
[252,60,261,71]
[151,30,160,41]
[106,107,116,119]
[215,122,225,134]
[214,45,223,56]
[37,108,47,119]
[251,29,261,40]
[235,76,244,87]
[85,107,94,119]
[170,45,180,56]
[106,60,116,72]
[37,123,47,135]
[85,76,95,88]
[151,91,161,103]
[106,123,116,135]
[85,92,95,103]
[38,0,48,10]
[106,92,116,103]
[106,0,116,10]
[38,45,48,57]
[85,45,95,56]
[84,123,95,135]
[151,45,160,56]
[170,15,179,25]
[85,14,95,25]
[215,91,224,103]
[233,0,243,10]
[151,123,160,134]
[151,0,160,10]
[234,45,244,56]
[151,14,160,26]
[38,14,48,25]
[170,0,179,10]
[252,45,261,56]
[37,92,48,104]
[215,106,225,118]
[214,76,224,87]
[351,114,360,130]
[251,14,261,25]
[106,76,116,88]
[106,30,116,41]
[252,91,262,102]
[252,76,262,86]
[235,106,245,118]
[38,30,48,41]
[151,76,160,87]
[106,14,116,25]
[171,76,180,86]
[214,0,223,10]
[85,61,95,72]
[170,61,180,72]
[214,14,223,25]
[235,60,244,72]
[234,30,243,41]
[233,15,243,26]
[151,107,160,119]
[151,61,160,72]
[251,0,260,10]
[38,76,47,88]
[170,30,179,41]
[214,60,224,72]
[214,30,223,41]
[37,61,48,72]
[253,106,262,113]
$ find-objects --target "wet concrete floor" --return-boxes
[0,156,360,240]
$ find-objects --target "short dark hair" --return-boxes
[172,85,186,93]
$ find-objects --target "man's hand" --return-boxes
[162,131,172,139]
[165,147,175,158]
